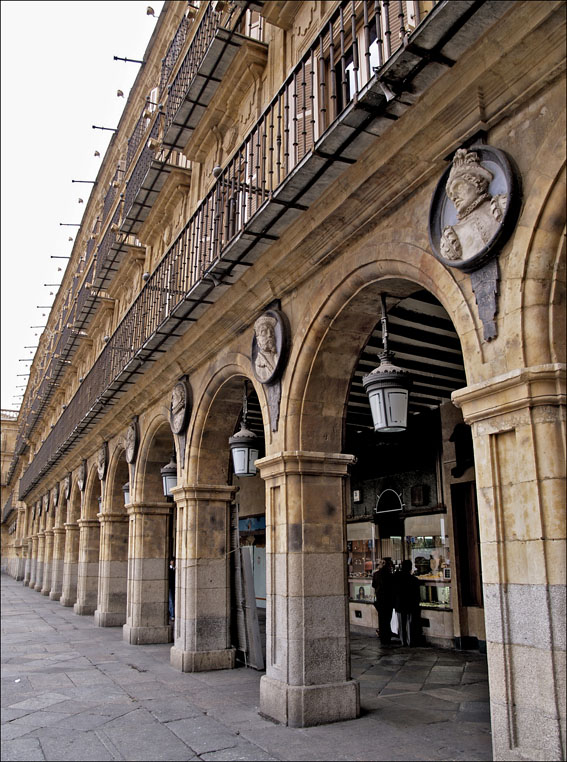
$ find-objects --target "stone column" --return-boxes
[123,502,172,645]
[23,539,32,586]
[15,542,25,581]
[41,529,54,596]
[256,451,359,727]
[28,535,39,590]
[60,523,80,607]
[170,485,236,673]
[49,527,66,601]
[34,531,46,591]
[453,364,566,762]
[94,513,129,627]
[74,518,101,616]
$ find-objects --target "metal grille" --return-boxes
[159,13,189,98]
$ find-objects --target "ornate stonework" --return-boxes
[77,461,86,492]
[124,418,138,464]
[429,145,520,273]
[170,379,191,435]
[63,473,71,501]
[97,443,108,481]
[251,310,286,385]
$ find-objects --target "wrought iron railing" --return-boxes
[19,0,440,497]
[159,10,190,98]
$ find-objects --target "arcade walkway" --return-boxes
[1,573,491,761]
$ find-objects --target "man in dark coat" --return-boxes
[372,557,394,645]
[393,559,421,646]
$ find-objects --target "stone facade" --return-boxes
[1,2,565,759]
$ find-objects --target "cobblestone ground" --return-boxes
[1,574,492,761]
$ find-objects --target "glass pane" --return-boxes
[404,513,451,609]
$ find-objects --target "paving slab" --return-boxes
[2,573,492,761]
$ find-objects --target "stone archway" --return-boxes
[256,248,480,727]
[123,415,175,645]
[171,361,264,673]
[74,464,101,615]
[95,445,129,627]
[60,475,81,607]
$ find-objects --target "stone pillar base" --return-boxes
[260,675,360,727]
[33,583,43,592]
[49,591,62,601]
[41,588,51,596]
[59,596,75,607]
[123,624,172,645]
[23,580,30,587]
[170,646,236,673]
[94,610,127,628]
[73,602,96,616]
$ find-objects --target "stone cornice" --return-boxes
[256,451,356,480]
[452,363,566,424]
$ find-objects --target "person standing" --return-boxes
[372,558,394,645]
[393,559,421,646]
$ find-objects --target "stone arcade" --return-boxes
[1,2,565,760]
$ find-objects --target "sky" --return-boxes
[1,0,164,412]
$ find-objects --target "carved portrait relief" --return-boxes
[43,493,49,514]
[429,145,520,273]
[77,461,87,492]
[63,473,71,501]
[251,310,287,385]
[170,379,191,435]
[97,443,108,481]
[124,419,138,464]
[52,485,59,510]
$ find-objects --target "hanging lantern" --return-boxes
[122,482,130,505]
[362,295,411,433]
[160,454,178,498]
[229,381,259,477]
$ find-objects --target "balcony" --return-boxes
[18,0,515,498]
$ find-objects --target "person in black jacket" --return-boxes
[372,558,394,645]
[393,559,421,646]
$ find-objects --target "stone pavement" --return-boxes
[1,573,492,761]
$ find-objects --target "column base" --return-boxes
[23,580,30,587]
[123,624,173,645]
[41,588,51,596]
[94,610,127,627]
[260,675,360,727]
[60,595,76,607]
[170,646,236,672]
[73,602,96,615]
[33,583,43,592]
[49,590,62,601]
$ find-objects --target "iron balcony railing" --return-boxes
[19,0,444,497]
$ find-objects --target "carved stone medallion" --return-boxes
[77,461,87,492]
[169,379,191,435]
[429,145,520,273]
[97,443,108,481]
[125,418,138,464]
[251,309,287,385]
[63,473,71,501]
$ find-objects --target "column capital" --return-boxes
[97,512,129,523]
[126,501,172,517]
[77,518,100,528]
[256,450,356,481]
[171,484,237,506]
[452,363,566,425]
